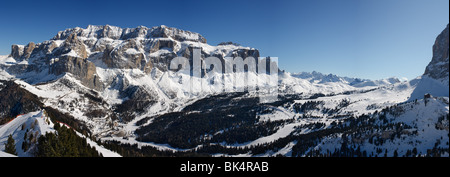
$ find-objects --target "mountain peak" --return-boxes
[409,24,449,100]
[423,24,449,86]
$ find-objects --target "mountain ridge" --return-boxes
[409,24,449,101]
[291,71,402,87]
[4,24,259,90]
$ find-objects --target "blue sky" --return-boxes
[0,0,448,80]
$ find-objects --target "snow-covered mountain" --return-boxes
[0,24,263,136]
[292,71,366,84]
[0,24,448,157]
[291,71,401,87]
[409,24,449,101]
[2,24,258,88]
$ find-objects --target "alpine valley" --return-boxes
[0,24,448,157]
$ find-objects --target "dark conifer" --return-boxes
[4,134,17,155]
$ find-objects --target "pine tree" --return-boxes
[412,148,418,157]
[405,149,411,157]
[4,134,17,155]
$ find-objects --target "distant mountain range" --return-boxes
[291,71,401,87]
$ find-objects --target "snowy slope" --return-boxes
[216,96,448,157]
[0,110,121,157]
[0,150,16,157]
[409,75,449,101]
[0,111,55,157]
[212,80,417,157]
[314,97,449,157]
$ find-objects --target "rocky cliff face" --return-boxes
[5,25,259,91]
[423,24,449,86]
[409,24,449,100]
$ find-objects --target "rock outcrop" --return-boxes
[10,44,24,59]
[409,24,449,100]
[49,55,102,90]
[424,24,449,85]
